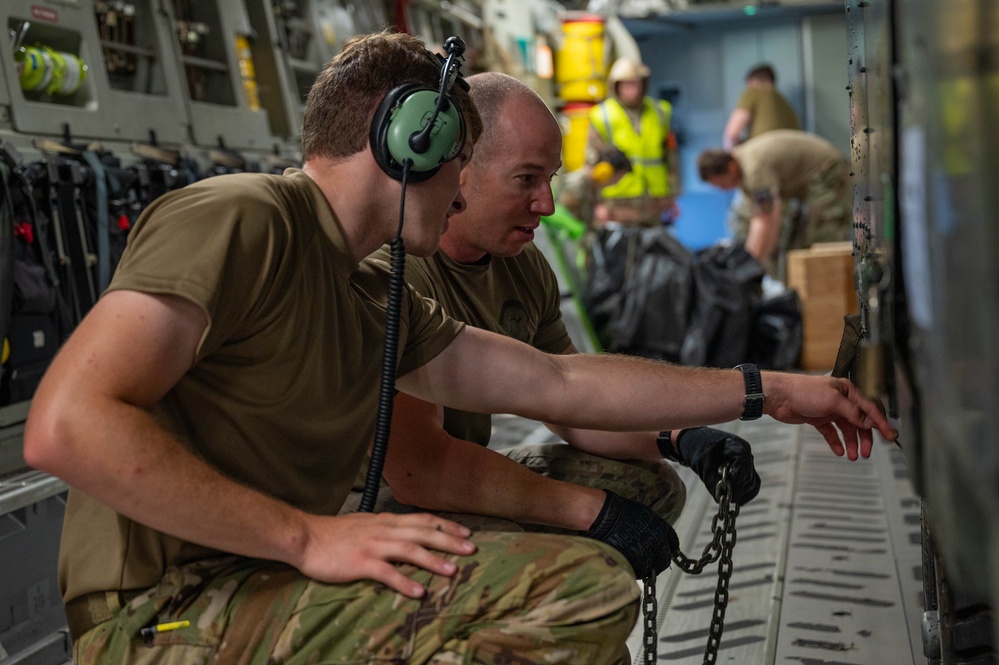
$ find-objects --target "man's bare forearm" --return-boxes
[383,392,605,530]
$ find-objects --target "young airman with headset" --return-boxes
[25,31,896,665]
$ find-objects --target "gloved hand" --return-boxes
[581,490,679,579]
[674,427,762,506]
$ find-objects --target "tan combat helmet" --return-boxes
[607,57,651,86]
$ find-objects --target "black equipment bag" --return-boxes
[679,243,765,368]
[582,225,694,362]
[0,143,74,405]
[582,225,803,369]
[0,139,207,406]
[748,288,803,371]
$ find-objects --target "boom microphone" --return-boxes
[408,37,466,155]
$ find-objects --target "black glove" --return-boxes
[581,490,679,579]
[674,427,762,506]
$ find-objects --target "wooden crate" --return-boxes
[786,242,859,371]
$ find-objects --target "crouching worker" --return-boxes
[25,32,896,665]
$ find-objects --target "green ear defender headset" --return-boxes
[369,37,467,183]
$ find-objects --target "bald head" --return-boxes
[437,72,562,263]
[466,72,558,163]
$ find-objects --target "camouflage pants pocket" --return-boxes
[73,557,306,665]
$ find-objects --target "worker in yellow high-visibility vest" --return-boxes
[586,57,681,227]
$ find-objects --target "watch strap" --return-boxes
[735,363,765,421]
[656,430,681,462]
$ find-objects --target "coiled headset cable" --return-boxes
[358,160,411,514]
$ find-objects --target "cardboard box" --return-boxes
[786,242,859,371]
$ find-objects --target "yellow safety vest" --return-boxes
[589,97,672,198]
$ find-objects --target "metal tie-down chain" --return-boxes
[643,464,741,664]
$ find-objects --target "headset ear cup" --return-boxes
[370,84,416,181]
[370,84,464,182]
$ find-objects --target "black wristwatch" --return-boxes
[735,363,765,421]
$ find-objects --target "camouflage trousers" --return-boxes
[72,532,639,665]
[797,161,853,254]
[70,445,680,664]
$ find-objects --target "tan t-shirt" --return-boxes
[736,87,800,139]
[734,129,846,202]
[368,243,570,445]
[59,169,463,603]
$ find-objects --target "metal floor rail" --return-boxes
[489,414,924,665]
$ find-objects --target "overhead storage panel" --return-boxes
[163,0,274,151]
[3,2,115,141]
[92,0,191,145]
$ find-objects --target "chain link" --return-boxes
[643,573,658,665]
[642,464,741,664]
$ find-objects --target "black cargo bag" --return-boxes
[679,243,765,368]
[748,288,803,370]
[582,225,693,362]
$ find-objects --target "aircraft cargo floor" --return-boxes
[489,413,924,665]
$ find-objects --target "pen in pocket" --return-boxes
[139,620,190,639]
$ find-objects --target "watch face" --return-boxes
[742,394,765,420]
